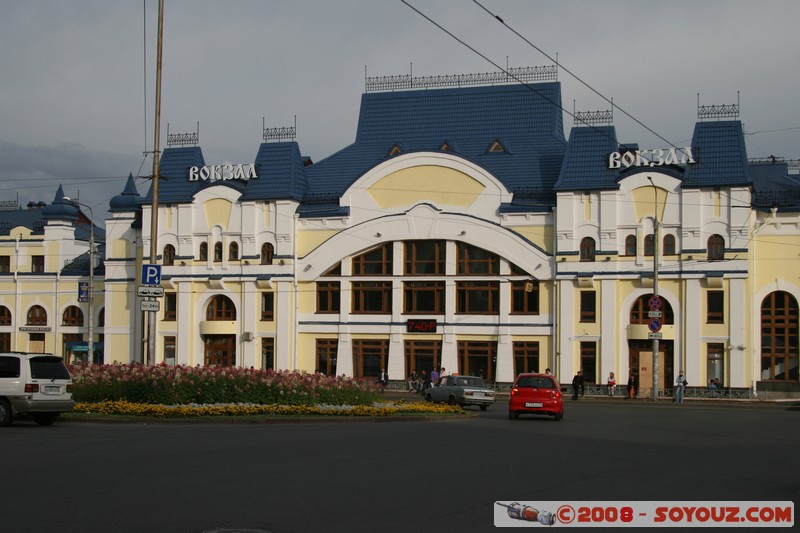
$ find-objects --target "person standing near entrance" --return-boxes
[430,366,440,387]
[674,370,687,404]
[626,370,637,399]
[571,371,584,400]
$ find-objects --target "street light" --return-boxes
[65,198,94,365]
[646,177,659,401]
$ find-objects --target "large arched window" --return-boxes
[663,234,676,255]
[624,235,637,256]
[163,244,175,266]
[579,237,596,262]
[0,306,11,326]
[62,306,84,326]
[707,234,725,261]
[214,242,223,262]
[261,243,274,265]
[97,307,105,327]
[629,294,674,324]
[27,305,47,326]
[644,235,655,257]
[206,295,236,321]
[199,242,208,261]
[760,291,799,381]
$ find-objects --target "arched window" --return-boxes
[163,244,175,266]
[644,235,655,257]
[206,295,236,321]
[27,305,47,326]
[630,294,674,324]
[579,237,596,262]
[97,307,105,328]
[708,234,725,261]
[663,234,676,256]
[261,243,274,265]
[199,242,208,261]
[229,242,239,261]
[62,306,84,326]
[625,235,637,256]
[0,305,11,326]
[214,242,223,262]
[760,291,799,381]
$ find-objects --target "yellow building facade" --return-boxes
[4,75,798,397]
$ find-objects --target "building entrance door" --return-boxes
[204,335,236,367]
[628,340,673,396]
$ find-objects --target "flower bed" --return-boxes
[70,400,464,418]
[68,363,381,406]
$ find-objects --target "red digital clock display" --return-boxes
[406,319,438,333]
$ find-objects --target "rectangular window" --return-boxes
[352,338,389,379]
[164,336,176,365]
[404,340,441,379]
[262,337,275,370]
[404,240,445,275]
[163,293,176,321]
[511,280,539,314]
[0,256,9,273]
[261,292,275,321]
[580,291,596,323]
[456,281,499,314]
[403,281,444,314]
[316,281,341,314]
[352,281,392,314]
[513,341,539,374]
[707,291,724,324]
[580,342,597,383]
[316,339,338,376]
[457,340,497,382]
[0,333,10,353]
[707,343,724,386]
[32,255,45,273]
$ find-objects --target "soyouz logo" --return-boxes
[188,164,258,182]
[494,501,794,528]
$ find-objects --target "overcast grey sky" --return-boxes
[1,0,798,219]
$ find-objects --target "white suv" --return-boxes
[0,352,75,426]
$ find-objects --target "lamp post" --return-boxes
[65,198,94,364]
[647,177,659,401]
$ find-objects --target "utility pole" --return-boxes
[66,198,94,364]
[648,177,660,401]
[147,0,164,365]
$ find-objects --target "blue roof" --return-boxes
[143,142,309,204]
[554,126,620,191]
[303,82,568,205]
[682,120,749,188]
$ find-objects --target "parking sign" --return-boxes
[141,264,162,286]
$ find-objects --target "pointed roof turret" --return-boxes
[109,173,142,212]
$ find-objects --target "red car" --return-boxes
[508,373,564,421]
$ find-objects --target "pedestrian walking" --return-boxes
[376,368,389,394]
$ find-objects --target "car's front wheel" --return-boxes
[448,396,458,406]
[0,399,13,427]
[32,412,59,426]
[425,393,433,402]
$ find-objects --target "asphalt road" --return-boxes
[3,400,798,533]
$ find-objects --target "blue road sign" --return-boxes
[648,295,662,310]
[648,318,663,333]
[141,264,162,286]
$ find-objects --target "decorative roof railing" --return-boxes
[750,157,800,174]
[574,99,613,126]
[166,122,199,147]
[365,65,557,92]
[697,92,740,120]
[753,190,800,207]
[263,116,296,142]
[0,200,18,211]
